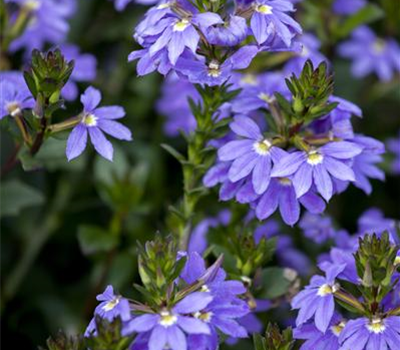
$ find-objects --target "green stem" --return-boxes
[388,306,400,316]
[1,5,32,52]
[334,288,366,314]
[178,86,223,249]
[1,176,74,307]
[14,114,32,146]
[47,116,81,134]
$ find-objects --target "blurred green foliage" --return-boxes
[0,0,399,349]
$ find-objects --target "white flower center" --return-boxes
[367,318,386,334]
[159,311,178,327]
[317,283,339,296]
[173,19,190,32]
[207,61,221,78]
[241,74,258,86]
[278,177,292,186]
[82,113,98,127]
[372,39,386,54]
[331,321,346,336]
[256,4,273,14]
[102,297,120,311]
[300,45,310,57]
[157,2,171,9]
[200,285,210,292]
[258,92,274,103]
[394,256,400,266]
[253,139,272,156]
[194,311,213,323]
[307,150,324,165]
[6,101,22,117]
[241,276,252,285]
[24,0,40,10]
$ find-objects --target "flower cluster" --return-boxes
[204,104,383,226]
[292,213,400,350]
[129,0,302,85]
[85,251,249,350]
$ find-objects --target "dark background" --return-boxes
[1,0,399,349]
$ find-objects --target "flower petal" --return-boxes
[173,292,213,314]
[228,152,259,182]
[88,127,114,161]
[324,157,355,181]
[167,326,187,350]
[293,162,313,198]
[97,119,132,141]
[149,326,168,350]
[218,140,254,161]
[230,115,262,140]
[66,124,87,161]
[252,155,272,195]
[125,314,158,333]
[313,165,333,201]
[178,316,210,335]
[95,106,125,119]
[321,141,363,159]
[271,151,306,177]
[81,86,101,111]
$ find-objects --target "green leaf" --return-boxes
[77,225,118,255]
[259,267,292,299]
[253,333,266,350]
[160,143,186,163]
[0,180,45,217]
[336,4,384,39]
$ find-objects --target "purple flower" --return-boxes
[311,96,362,140]
[339,316,400,350]
[7,0,76,54]
[291,264,345,332]
[231,71,289,113]
[147,12,222,65]
[357,208,399,243]
[271,141,363,201]
[294,314,345,350]
[128,48,173,77]
[112,0,133,11]
[176,46,259,86]
[66,87,132,161]
[255,177,326,226]
[319,247,359,284]
[387,132,400,174]
[218,115,284,195]
[181,252,249,349]
[205,15,248,46]
[188,211,231,254]
[157,74,199,136]
[250,0,302,47]
[333,0,366,15]
[126,252,249,350]
[338,26,400,81]
[284,33,327,76]
[125,292,213,349]
[351,135,385,195]
[299,213,336,244]
[255,221,312,275]
[0,71,34,119]
[60,44,97,101]
[85,285,131,336]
